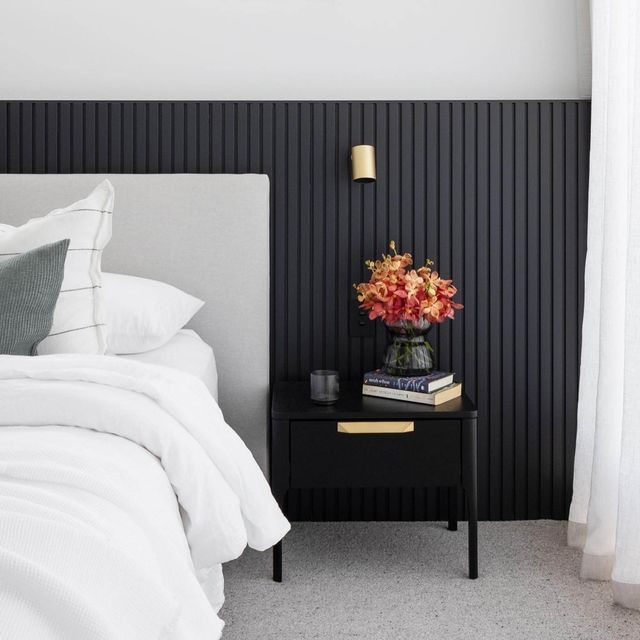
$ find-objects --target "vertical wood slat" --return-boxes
[0,103,7,172]
[552,102,566,519]
[501,102,515,520]
[133,103,145,172]
[513,102,528,519]
[21,103,33,174]
[527,102,541,518]
[33,103,46,173]
[348,103,362,381]
[59,103,71,172]
[539,103,554,518]
[122,103,134,172]
[488,102,503,520]
[147,103,159,173]
[564,102,579,516]
[475,102,491,519]
[0,100,590,522]
[93,103,107,173]
[299,102,312,379]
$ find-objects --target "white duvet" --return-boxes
[0,354,290,640]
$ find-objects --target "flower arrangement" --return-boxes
[354,241,463,327]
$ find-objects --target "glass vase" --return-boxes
[382,320,434,377]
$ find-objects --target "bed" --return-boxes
[0,175,288,639]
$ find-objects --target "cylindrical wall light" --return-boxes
[351,145,376,183]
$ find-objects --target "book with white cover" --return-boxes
[362,382,462,406]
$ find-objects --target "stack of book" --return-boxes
[362,369,462,405]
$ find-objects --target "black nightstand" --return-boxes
[269,381,478,581]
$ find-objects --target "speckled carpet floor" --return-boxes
[220,521,639,640]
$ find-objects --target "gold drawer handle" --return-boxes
[337,421,414,434]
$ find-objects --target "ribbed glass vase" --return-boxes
[382,320,434,377]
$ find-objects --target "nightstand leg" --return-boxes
[273,541,282,582]
[269,418,289,583]
[448,487,458,531]
[462,418,478,579]
[468,488,478,579]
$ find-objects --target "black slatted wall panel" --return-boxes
[0,101,590,521]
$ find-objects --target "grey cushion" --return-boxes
[0,239,70,356]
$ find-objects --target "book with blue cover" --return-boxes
[363,369,454,394]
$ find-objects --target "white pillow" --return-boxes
[0,180,114,354]
[102,272,204,354]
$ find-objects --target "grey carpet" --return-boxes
[220,521,639,640]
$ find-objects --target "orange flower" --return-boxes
[404,269,424,300]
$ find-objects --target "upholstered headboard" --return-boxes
[0,174,270,469]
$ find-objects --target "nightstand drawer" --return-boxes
[290,419,461,488]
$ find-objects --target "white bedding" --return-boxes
[119,329,219,400]
[0,355,289,639]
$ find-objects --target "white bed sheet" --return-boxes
[118,330,218,401]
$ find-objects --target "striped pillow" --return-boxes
[0,180,113,354]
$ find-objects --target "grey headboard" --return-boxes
[0,174,270,469]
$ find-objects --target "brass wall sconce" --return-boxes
[351,145,376,183]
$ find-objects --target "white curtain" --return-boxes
[568,0,640,610]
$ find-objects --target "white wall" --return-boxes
[0,0,588,100]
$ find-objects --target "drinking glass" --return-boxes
[310,370,340,405]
